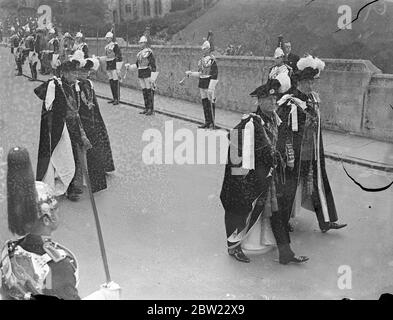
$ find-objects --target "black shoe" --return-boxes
[140,110,148,114]
[107,99,115,104]
[16,73,22,76]
[279,255,309,265]
[113,100,119,105]
[320,222,347,233]
[228,247,250,263]
[145,110,154,116]
[198,123,209,129]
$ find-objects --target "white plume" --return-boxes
[296,55,316,71]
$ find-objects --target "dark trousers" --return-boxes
[30,62,38,79]
[109,79,120,101]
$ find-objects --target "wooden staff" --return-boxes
[77,146,112,284]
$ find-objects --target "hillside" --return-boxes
[172,0,393,73]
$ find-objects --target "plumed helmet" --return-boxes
[139,35,148,43]
[201,40,211,51]
[274,47,285,59]
[7,147,37,236]
[35,181,58,219]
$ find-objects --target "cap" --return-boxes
[76,32,83,38]
[105,31,114,38]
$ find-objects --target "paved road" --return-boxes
[1,47,393,299]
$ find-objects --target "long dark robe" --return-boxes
[220,112,285,249]
[276,90,338,226]
[76,79,114,193]
[35,79,74,183]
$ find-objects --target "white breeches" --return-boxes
[200,88,216,102]
[138,77,152,89]
[107,69,120,80]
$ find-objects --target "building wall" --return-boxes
[87,39,393,142]
[104,0,171,23]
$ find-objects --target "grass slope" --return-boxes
[172,0,393,73]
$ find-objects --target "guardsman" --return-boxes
[10,28,23,76]
[48,28,61,77]
[0,147,120,300]
[184,31,218,129]
[25,29,40,81]
[104,30,123,106]
[72,31,88,59]
[9,27,19,55]
[125,33,158,116]
[0,147,80,299]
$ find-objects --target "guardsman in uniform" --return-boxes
[9,27,19,55]
[125,34,157,116]
[10,29,23,76]
[0,147,120,300]
[72,31,88,59]
[268,46,292,81]
[104,30,123,106]
[48,28,61,77]
[0,147,80,300]
[184,31,218,129]
[25,29,40,81]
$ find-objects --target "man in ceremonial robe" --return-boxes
[276,55,347,233]
[220,75,308,265]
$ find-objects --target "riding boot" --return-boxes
[140,89,148,114]
[205,99,214,129]
[108,80,115,103]
[145,89,154,116]
[113,80,119,105]
[198,99,210,128]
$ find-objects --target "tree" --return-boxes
[57,0,107,35]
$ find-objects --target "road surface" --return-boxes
[1,47,393,300]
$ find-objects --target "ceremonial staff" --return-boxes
[77,147,112,284]
[96,26,99,57]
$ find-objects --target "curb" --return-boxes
[95,92,393,173]
[12,64,393,174]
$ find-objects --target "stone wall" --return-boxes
[87,39,393,142]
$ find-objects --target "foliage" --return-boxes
[114,3,209,44]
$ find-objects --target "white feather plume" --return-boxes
[276,72,291,93]
[296,55,316,71]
